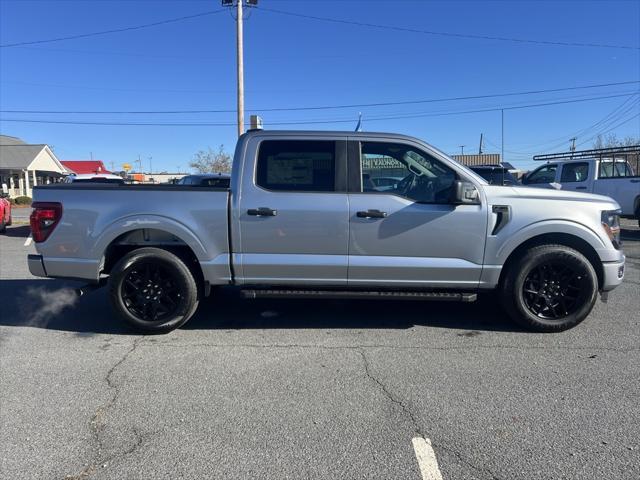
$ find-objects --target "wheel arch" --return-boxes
[100,227,206,293]
[498,232,604,289]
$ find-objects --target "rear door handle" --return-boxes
[247,207,277,217]
[356,209,387,219]
[575,186,587,190]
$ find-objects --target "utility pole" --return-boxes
[478,133,484,155]
[501,109,505,163]
[236,0,244,137]
[223,0,258,137]
[570,137,577,152]
[459,145,466,155]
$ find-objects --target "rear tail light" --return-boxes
[30,202,62,243]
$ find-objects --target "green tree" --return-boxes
[189,145,232,173]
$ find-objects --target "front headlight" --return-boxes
[601,209,621,249]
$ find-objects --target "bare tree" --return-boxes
[189,145,232,173]
[593,133,640,149]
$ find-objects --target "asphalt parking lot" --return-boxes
[1,221,639,480]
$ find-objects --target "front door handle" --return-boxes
[575,186,587,190]
[357,209,387,219]
[247,207,277,217]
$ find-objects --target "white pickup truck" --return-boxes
[524,147,640,225]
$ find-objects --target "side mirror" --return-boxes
[452,180,480,205]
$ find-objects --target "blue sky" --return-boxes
[1,0,639,173]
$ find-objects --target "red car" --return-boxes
[0,194,12,233]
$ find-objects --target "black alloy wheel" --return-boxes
[109,247,200,333]
[121,262,183,322]
[501,244,598,332]
[521,261,586,320]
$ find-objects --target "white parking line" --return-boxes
[412,437,443,480]
[24,236,32,247]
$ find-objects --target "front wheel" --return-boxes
[108,247,200,333]
[501,244,598,332]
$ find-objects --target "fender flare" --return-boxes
[90,214,209,261]
[495,219,607,265]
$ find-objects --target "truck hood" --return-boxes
[484,185,621,210]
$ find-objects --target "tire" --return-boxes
[108,247,200,333]
[501,244,598,332]
[6,215,11,226]
[0,219,5,233]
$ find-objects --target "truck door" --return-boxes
[235,137,349,285]
[346,139,488,288]
[558,161,592,192]
[522,163,558,188]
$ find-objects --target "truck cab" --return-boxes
[523,146,640,223]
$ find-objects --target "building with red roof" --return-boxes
[61,161,111,175]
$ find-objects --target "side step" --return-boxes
[241,289,477,302]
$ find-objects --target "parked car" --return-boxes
[29,129,624,333]
[0,192,11,233]
[523,151,639,225]
[469,165,520,186]
[175,173,231,188]
[64,173,125,184]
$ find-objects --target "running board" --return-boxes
[241,289,477,302]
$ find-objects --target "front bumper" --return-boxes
[28,254,47,277]
[601,255,625,291]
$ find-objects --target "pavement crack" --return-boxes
[432,442,504,480]
[357,348,423,437]
[65,337,143,479]
[357,348,504,480]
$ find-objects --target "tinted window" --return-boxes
[526,165,557,184]
[360,142,456,203]
[560,162,589,183]
[199,177,230,188]
[257,140,336,192]
[471,168,518,185]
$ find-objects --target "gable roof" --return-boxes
[0,135,68,173]
[61,160,111,174]
[0,135,27,146]
[0,144,47,169]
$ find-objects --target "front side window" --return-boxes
[526,164,557,184]
[257,140,336,192]
[359,142,456,203]
[560,162,589,183]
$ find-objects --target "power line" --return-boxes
[257,6,640,51]
[2,80,638,114]
[2,92,638,127]
[0,9,224,48]
[485,95,640,155]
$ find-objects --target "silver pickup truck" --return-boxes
[28,130,625,333]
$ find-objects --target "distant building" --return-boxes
[61,160,111,175]
[135,172,188,184]
[0,134,69,198]
[451,153,501,166]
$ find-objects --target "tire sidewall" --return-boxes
[109,248,199,332]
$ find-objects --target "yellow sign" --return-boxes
[122,163,132,172]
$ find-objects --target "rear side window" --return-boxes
[560,162,589,183]
[257,140,336,192]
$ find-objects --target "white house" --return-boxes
[0,135,69,198]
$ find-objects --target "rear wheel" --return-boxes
[108,247,200,333]
[501,244,598,332]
